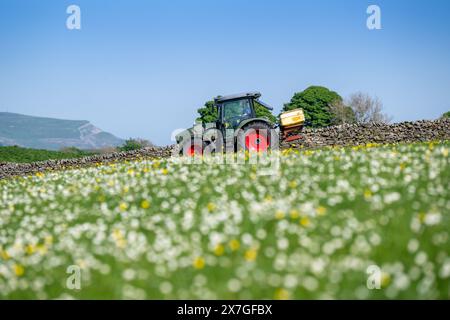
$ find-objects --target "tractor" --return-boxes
[176,92,305,156]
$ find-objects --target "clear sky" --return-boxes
[1,0,449,145]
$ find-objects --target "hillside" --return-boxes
[0,146,93,163]
[0,112,123,150]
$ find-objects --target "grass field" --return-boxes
[0,146,93,163]
[0,141,449,299]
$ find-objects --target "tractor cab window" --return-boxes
[222,99,252,128]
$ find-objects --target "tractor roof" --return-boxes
[214,92,261,103]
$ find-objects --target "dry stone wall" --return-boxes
[0,146,173,179]
[284,118,450,148]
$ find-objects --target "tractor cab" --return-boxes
[213,92,276,152]
[214,92,269,130]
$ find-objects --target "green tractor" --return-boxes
[176,92,304,155]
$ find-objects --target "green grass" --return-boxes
[0,146,93,163]
[0,141,449,299]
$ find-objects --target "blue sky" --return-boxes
[0,0,449,145]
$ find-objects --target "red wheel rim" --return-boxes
[245,130,268,152]
[186,144,202,156]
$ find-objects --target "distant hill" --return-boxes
[0,112,124,150]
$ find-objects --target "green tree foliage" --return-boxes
[196,100,218,123]
[254,100,277,123]
[196,99,277,124]
[441,111,450,119]
[283,86,342,127]
[119,138,151,152]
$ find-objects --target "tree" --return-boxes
[347,92,391,124]
[441,111,450,119]
[329,100,356,125]
[254,100,277,123]
[196,100,218,124]
[119,138,152,152]
[283,86,342,127]
[196,99,277,124]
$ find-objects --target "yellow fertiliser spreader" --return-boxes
[279,108,305,142]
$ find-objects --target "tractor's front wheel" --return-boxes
[236,121,272,153]
[180,139,203,156]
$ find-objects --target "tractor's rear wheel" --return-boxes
[181,139,203,156]
[236,121,272,152]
